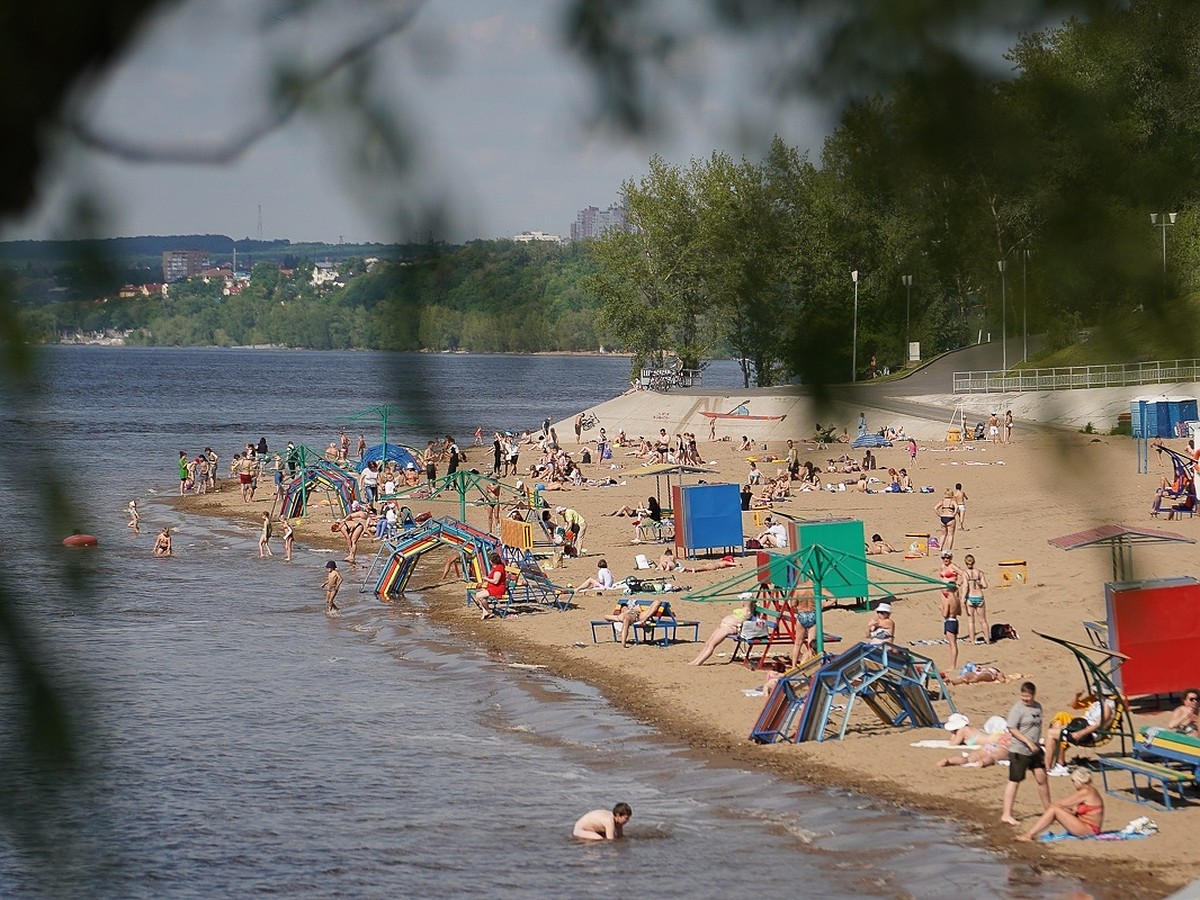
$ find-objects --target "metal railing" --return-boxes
[638,367,703,391]
[953,359,1200,394]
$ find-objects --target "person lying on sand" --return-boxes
[681,555,739,573]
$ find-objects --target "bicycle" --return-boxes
[579,412,599,431]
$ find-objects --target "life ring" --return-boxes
[62,534,98,548]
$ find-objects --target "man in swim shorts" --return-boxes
[573,803,631,840]
[939,551,964,670]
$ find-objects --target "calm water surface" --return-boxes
[0,348,1086,898]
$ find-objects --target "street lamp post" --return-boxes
[901,274,912,364]
[997,260,1008,371]
[1150,212,1178,292]
[1021,250,1032,364]
[851,270,859,382]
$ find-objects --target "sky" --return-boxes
[2,0,837,246]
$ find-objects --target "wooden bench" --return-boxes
[1099,756,1195,810]
[590,599,699,647]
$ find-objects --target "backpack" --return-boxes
[990,623,1019,643]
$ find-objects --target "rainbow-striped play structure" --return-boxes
[373,517,500,600]
[279,460,359,520]
[749,642,955,744]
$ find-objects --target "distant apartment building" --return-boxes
[570,204,628,242]
[513,230,562,244]
[162,249,210,283]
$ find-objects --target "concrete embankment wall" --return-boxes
[557,381,1200,444]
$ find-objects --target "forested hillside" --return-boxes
[8,240,607,352]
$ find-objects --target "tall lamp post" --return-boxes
[997,260,1008,371]
[1150,212,1177,292]
[1021,250,1033,364]
[851,270,859,382]
[901,274,913,364]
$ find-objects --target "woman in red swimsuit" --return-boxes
[1015,767,1104,841]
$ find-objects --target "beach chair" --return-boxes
[503,549,573,612]
[589,599,699,647]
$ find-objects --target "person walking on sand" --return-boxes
[178,451,189,495]
[258,512,274,558]
[127,500,140,534]
[572,803,631,841]
[906,437,918,468]
[357,432,367,460]
[1001,681,1051,826]
[935,490,958,552]
[323,561,342,612]
[1004,410,1013,444]
[153,527,172,557]
[953,482,969,530]
[281,517,295,561]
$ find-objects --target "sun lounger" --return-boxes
[590,599,699,647]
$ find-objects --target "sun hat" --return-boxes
[944,713,969,732]
[941,550,953,558]
[325,561,337,569]
[556,506,566,514]
[983,715,1009,735]
[876,602,892,614]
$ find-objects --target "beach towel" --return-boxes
[910,739,958,749]
[1038,831,1152,842]
[1039,816,1158,841]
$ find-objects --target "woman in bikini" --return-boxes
[962,553,989,645]
[934,489,958,551]
[689,600,755,666]
[1015,768,1104,841]
[789,579,818,668]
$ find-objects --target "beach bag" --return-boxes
[990,623,1019,642]
[739,618,770,640]
[745,539,763,550]
[581,449,592,463]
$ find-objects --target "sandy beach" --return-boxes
[179,387,1200,898]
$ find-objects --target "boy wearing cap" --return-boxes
[1001,681,1051,826]
[323,561,342,613]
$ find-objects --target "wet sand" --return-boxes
[178,404,1199,898]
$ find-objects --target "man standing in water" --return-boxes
[323,561,342,612]
[572,803,631,840]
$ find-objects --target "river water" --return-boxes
[0,348,1086,898]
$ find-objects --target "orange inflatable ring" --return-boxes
[62,534,98,548]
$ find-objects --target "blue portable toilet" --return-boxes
[1164,397,1199,437]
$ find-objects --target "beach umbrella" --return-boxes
[627,462,715,506]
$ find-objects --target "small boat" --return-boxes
[700,402,786,422]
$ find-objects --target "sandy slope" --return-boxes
[180,385,1200,898]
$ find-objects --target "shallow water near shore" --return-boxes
[0,347,1088,897]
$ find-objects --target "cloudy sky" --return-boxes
[3,0,838,246]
